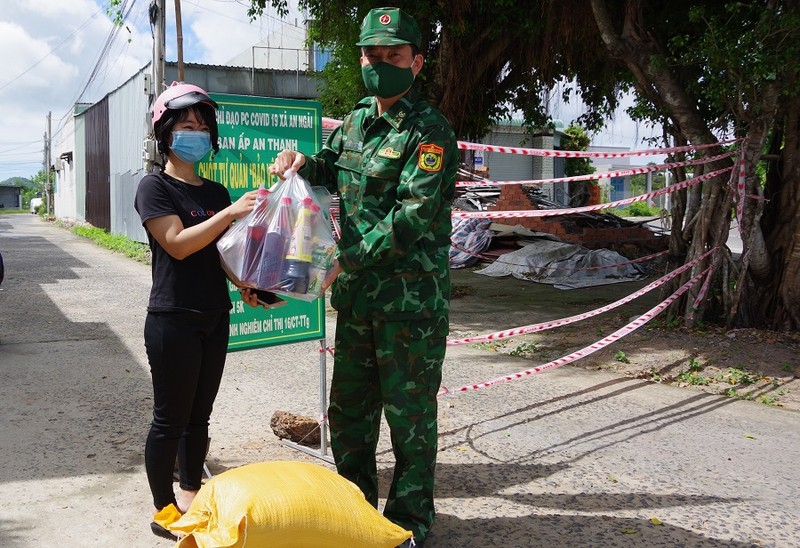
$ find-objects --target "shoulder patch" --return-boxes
[418,143,444,172]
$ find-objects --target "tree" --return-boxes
[560,124,596,206]
[247,0,800,331]
[584,1,800,331]
[22,171,47,208]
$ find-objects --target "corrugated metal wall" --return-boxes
[84,97,110,230]
[74,114,87,221]
[109,70,149,242]
[0,187,20,209]
[166,64,320,101]
[65,62,322,239]
[483,128,534,182]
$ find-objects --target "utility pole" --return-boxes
[152,0,166,94]
[175,0,184,81]
[145,0,166,172]
[42,131,47,204]
[46,112,52,217]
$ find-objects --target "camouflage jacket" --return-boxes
[300,90,457,322]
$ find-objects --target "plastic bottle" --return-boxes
[282,197,315,294]
[241,186,270,284]
[256,196,293,289]
[306,202,334,295]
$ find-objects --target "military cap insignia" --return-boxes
[379,14,391,25]
[418,143,443,172]
[378,146,402,159]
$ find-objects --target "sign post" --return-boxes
[198,94,333,463]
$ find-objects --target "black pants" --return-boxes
[143,309,229,510]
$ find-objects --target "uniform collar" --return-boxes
[363,89,419,131]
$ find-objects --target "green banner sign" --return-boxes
[199,93,326,351]
[225,280,327,351]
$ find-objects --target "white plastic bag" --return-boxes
[217,171,336,302]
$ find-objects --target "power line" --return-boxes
[0,5,107,94]
[54,0,141,139]
[75,0,139,104]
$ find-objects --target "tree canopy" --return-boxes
[248,0,800,331]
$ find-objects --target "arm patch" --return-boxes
[418,143,444,172]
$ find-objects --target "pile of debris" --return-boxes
[451,170,666,289]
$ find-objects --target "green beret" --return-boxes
[356,7,422,49]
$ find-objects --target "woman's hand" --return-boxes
[239,288,260,308]
[229,189,259,221]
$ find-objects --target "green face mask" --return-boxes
[361,62,414,98]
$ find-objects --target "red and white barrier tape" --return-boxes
[453,166,734,219]
[458,138,742,159]
[446,248,714,347]
[322,116,741,159]
[736,140,747,225]
[455,151,736,188]
[437,266,711,397]
[330,209,341,241]
[688,266,714,324]
[322,117,343,129]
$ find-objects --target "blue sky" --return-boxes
[0,0,299,181]
[0,0,660,182]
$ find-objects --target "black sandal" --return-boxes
[150,521,178,541]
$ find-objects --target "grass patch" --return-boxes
[718,367,756,386]
[615,202,662,217]
[470,341,504,352]
[509,342,539,357]
[70,225,151,263]
[677,371,711,385]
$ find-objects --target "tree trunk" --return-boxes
[755,87,800,329]
[590,0,735,324]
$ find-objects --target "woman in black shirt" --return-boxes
[134,82,259,540]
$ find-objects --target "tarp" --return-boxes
[475,238,646,290]
[449,218,493,268]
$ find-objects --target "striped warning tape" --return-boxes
[321,117,741,159]
[445,248,714,347]
[453,166,734,219]
[455,151,737,188]
[437,266,711,397]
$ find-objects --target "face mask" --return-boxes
[171,131,212,163]
[361,62,414,98]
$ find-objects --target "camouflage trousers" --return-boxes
[329,312,447,541]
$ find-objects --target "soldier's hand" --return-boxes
[269,150,306,180]
[321,259,342,291]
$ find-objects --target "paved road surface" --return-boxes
[0,214,797,547]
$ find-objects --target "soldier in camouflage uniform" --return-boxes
[269,8,457,545]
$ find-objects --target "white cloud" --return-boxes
[21,0,98,19]
[0,0,306,179]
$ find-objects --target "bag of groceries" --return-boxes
[217,170,336,302]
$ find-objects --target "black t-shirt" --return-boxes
[134,170,232,312]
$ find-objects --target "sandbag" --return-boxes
[169,461,412,548]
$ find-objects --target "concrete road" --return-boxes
[634,216,743,255]
[1,214,797,547]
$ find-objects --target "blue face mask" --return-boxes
[170,131,212,163]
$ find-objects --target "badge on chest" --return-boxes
[377,146,402,160]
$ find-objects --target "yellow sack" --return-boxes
[170,461,412,548]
